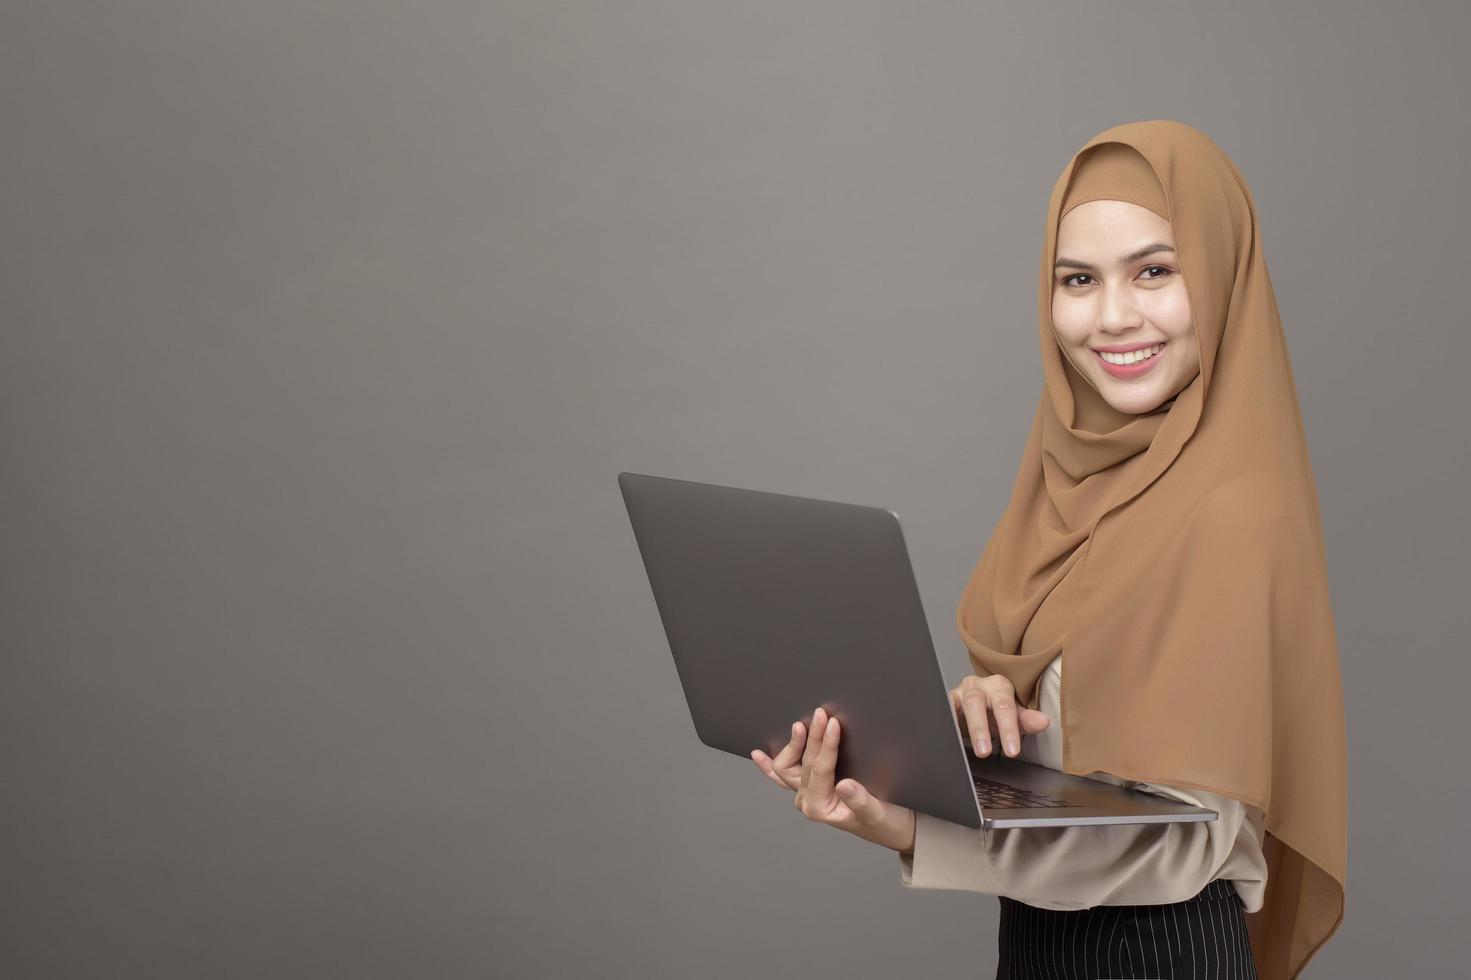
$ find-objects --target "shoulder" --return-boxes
[1188,470,1290,534]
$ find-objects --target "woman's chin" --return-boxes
[1096,380,1175,417]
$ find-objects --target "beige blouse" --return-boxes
[898,652,1269,912]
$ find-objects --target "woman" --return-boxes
[750,120,1347,980]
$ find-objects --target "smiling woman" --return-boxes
[753,120,1346,980]
[940,124,1346,980]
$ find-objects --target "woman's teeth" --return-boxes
[1097,343,1165,365]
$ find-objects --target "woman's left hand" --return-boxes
[751,705,917,854]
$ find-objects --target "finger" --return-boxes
[834,777,884,826]
[796,707,824,799]
[987,688,1022,757]
[762,721,807,790]
[770,720,806,771]
[1019,707,1052,735]
[800,706,825,774]
[959,689,992,757]
[808,714,841,798]
[751,750,792,789]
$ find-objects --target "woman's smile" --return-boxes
[1093,340,1167,378]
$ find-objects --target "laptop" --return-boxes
[617,471,1216,830]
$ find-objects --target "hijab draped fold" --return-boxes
[956,120,1346,979]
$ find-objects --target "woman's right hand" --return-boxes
[950,673,1051,759]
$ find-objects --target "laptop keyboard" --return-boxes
[973,774,1079,809]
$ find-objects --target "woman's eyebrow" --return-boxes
[1054,243,1177,272]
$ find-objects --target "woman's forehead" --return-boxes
[1055,201,1176,257]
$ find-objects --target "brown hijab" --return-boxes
[956,120,1346,979]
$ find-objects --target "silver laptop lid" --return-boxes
[618,471,1214,830]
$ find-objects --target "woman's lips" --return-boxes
[1094,343,1165,379]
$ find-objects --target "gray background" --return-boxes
[4,2,1466,977]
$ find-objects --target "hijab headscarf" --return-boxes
[956,120,1346,979]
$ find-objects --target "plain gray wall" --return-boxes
[4,2,1467,977]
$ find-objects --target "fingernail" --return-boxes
[978,738,989,756]
[1007,737,1019,755]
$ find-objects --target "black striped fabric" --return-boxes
[995,878,1259,979]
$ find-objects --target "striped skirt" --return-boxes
[996,878,1258,979]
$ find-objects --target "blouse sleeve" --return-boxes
[898,779,1265,910]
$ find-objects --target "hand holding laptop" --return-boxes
[751,681,1055,857]
[751,705,919,854]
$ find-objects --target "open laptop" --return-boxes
[617,471,1216,830]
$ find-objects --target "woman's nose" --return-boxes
[1097,281,1144,332]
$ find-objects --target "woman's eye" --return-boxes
[1060,267,1170,288]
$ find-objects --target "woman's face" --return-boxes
[1051,199,1200,416]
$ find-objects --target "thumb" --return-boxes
[1019,707,1052,734]
[835,779,886,825]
